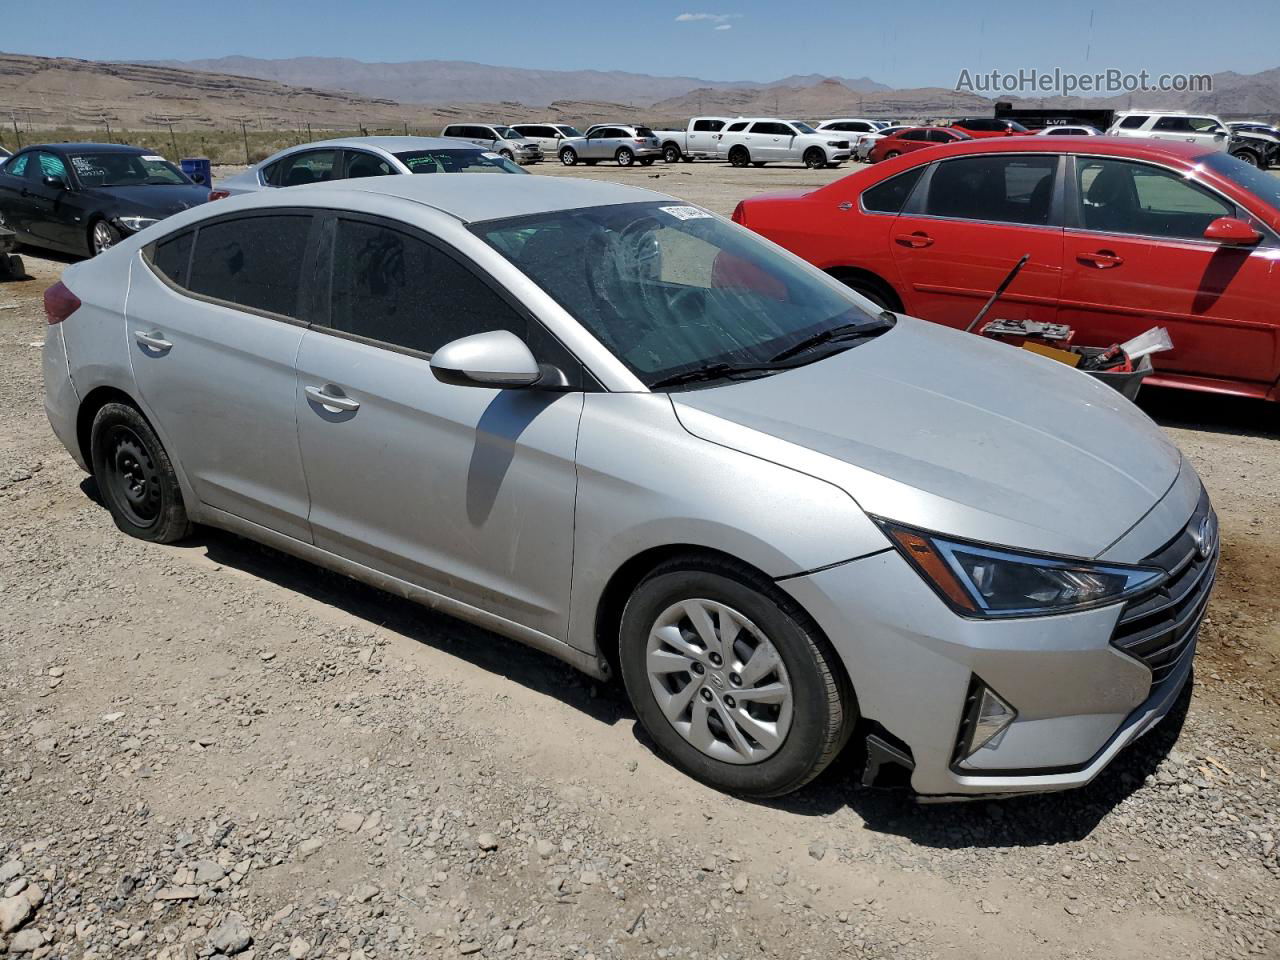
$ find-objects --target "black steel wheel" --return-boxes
[90,402,191,542]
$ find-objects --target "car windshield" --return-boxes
[68,153,189,187]
[556,125,583,137]
[791,121,817,134]
[473,201,886,388]
[1199,151,1280,211]
[394,149,525,174]
[493,126,522,139]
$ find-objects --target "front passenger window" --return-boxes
[327,219,525,355]
[1075,158,1233,239]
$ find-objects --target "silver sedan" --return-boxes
[212,136,523,197]
[43,175,1211,799]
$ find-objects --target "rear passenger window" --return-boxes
[150,230,194,287]
[862,166,926,213]
[188,215,311,317]
[272,151,336,187]
[925,155,1059,225]
[327,219,525,355]
[726,121,748,133]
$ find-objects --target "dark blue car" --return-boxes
[0,142,209,257]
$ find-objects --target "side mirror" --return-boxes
[430,330,543,389]
[43,175,67,190]
[1203,216,1262,246]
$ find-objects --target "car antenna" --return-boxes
[965,253,1031,333]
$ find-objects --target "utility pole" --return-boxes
[11,117,20,149]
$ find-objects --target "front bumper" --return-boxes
[779,479,1211,797]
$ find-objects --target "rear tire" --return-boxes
[616,147,635,167]
[752,161,766,168]
[883,150,901,160]
[618,557,855,798]
[833,272,901,312]
[90,402,191,543]
[640,157,655,166]
[559,147,578,166]
[728,147,750,168]
[663,144,681,164]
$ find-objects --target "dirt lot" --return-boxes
[1,160,1278,960]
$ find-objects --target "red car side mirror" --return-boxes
[1203,217,1262,246]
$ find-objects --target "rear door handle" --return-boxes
[134,330,173,351]
[305,384,360,412]
[894,232,934,248]
[1077,250,1124,268]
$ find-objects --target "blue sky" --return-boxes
[6,0,1278,87]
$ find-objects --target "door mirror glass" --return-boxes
[1202,216,1262,246]
[430,330,542,388]
[43,175,68,190]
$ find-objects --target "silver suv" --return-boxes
[440,123,543,164]
[557,125,662,167]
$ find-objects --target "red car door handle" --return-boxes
[895,232,934,248]
[1077,250,1124,268]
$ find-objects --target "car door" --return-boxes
[749,122,789,161]
[0,151,35,238]
[127,213,317,540]
[1060,155,1278,388]
[1149,116,1226,151]
[25,151,91,252]
[293,213,585,638]
[688,119,724,155]
[888,152,1064,329]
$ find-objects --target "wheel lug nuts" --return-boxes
[690,662,705,675]
[700,687,714,702]
[729,672,742,686]
[709,653,723,667]
[724,695,736,709]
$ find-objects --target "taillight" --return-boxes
[44,281,81,325]
[635,139,647,144]
[208,189,230,201]
[731,201,746,225]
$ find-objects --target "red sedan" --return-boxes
[732,137,1280,401]
[868,127,971,163]
[950,118,1033,138]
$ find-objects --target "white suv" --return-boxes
[716,118,851,169]
[1107,111,1230,151]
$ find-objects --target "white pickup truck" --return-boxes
[716,118,851,168]
[651,117,733,163]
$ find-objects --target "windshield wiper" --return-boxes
[768,313,896,363]
[649,362,786,389]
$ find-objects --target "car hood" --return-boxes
[93,184,209,216]
[671,316,1181,559]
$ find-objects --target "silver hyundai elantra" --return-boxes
[42,173,1216,799]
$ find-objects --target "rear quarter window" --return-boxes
[862,166,926,213]
[148,230,195,287]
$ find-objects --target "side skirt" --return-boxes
[198,505,610,681]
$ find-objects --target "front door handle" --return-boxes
[305,384,360,412]
[895,231,934,248]
[1077,250,1124,268]
[134,330,173,351]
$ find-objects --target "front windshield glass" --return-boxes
[493,126,522,139]
[1200,151,1280,211]
[556,125,583,138]
[473,201,886,387]
[394,149,526,174]
[69,153,188,187]
[791,121,817,134]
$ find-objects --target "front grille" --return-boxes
[1110,488,1218,687]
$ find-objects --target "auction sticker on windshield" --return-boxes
[142,155,166,162]
[659,205,712,221]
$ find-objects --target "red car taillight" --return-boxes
[731,201,746,225]
[208,189,230,201]
[44,281,81,325]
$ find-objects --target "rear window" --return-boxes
[635,127,656,138]
[861,166,926,213]
[188,215,312,317]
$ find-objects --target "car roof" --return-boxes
[872,135,1216,162]
[285,136,464,152]
[27,142,147,154]
[291,172,671,223]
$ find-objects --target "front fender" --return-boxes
[564,393,888,655]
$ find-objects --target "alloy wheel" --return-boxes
[664,145,680,164]
[617,148,634,166]
[92,221,116,255]
[645,599,794,765]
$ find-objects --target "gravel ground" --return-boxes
[1,162,1278,960]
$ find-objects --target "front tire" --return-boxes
[500,149,515,162]
[1232,149,1260,167]
[616,147,635,167]
[619,558,854,798]
[728,147,750,168]
[90,402,191,543]
[89,219,120,257]
[804,147,827,169]
[559,147,578,166]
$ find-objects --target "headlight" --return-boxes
[878,520,1163,618]
[117,216,160,233]
[827,140,841,147]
